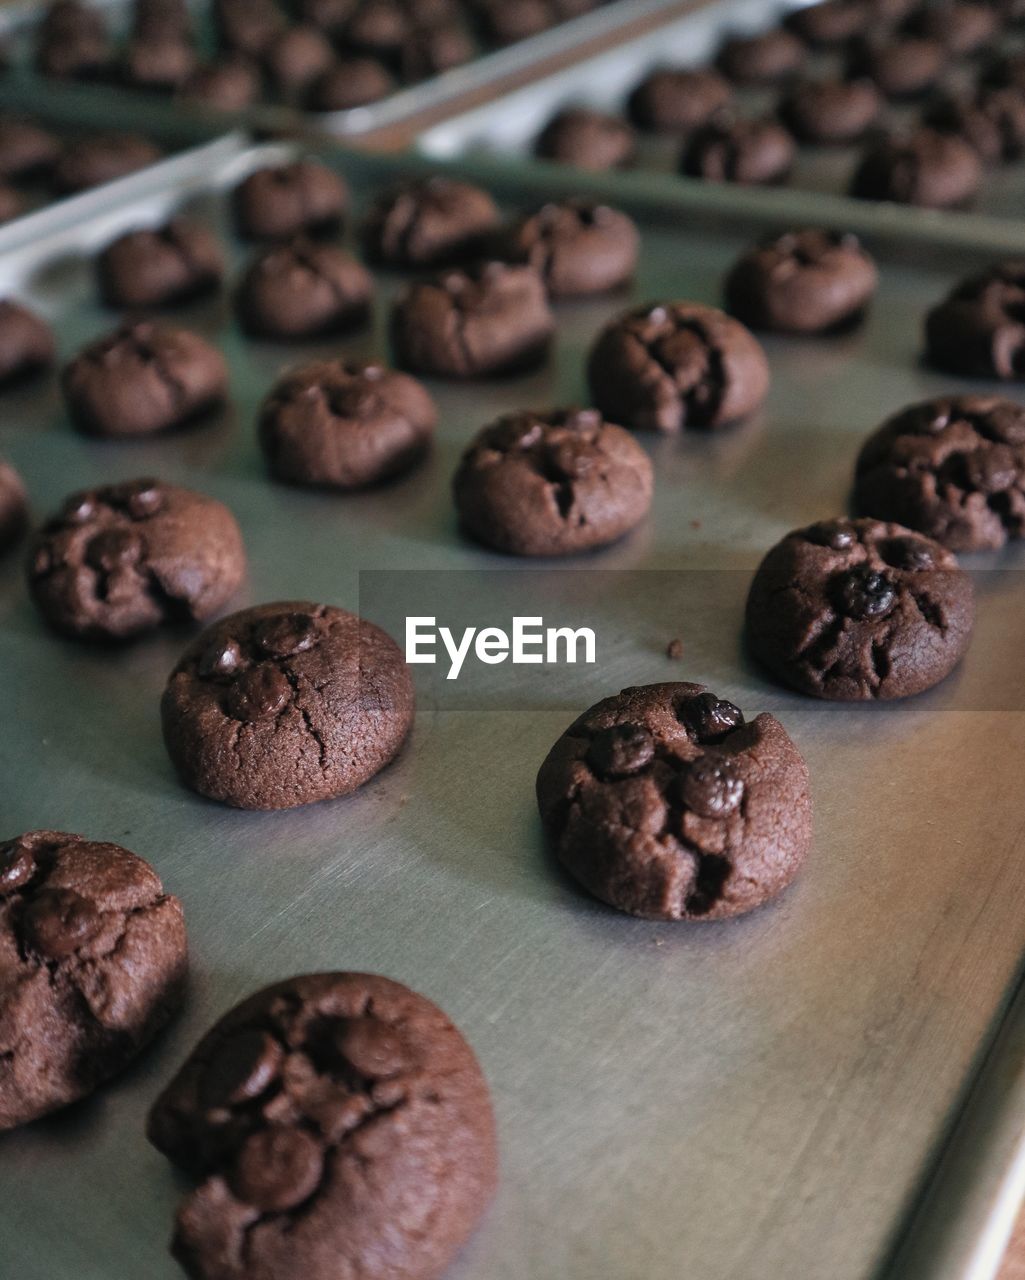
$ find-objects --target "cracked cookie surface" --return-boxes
[148,971,497,1280]
[62,321,228,437]
[587,301,769,433]
[681,116,796,186]
[925,261,1025,378]
[849,128,982,207]
[161,601,414,810]
[237,241,374,340]
[28,478,245,641]
[0,830,187,1130]
[453,407,652,555]
[232,161,348,242]
[746,517,975,700]
[362,176,500,269]
[501,199,638,298]
[0,458,27,553]
[98,217,224,310]
[536,682,812,920]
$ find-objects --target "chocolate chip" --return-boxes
[126,483,165,519]
[681,758,744,818]
[198,638,244,680]
[228,1125,323,1212]
[86,528,143,572]
[62,495,96,525]
[836,565,896,619]
[23,888,101,958]
[587,723,656,778]
[964,445,1018,493]
[253,612,318,658]
[331,1017,409,1080]
[0,841,35,893]
[679,692,745,743]
[806,520,856,550]
[882,536,935,571]
[225,665,291,722]
[547,438,593,479]
[200,1029,283,1108]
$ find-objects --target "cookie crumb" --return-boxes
[666,638,684,660]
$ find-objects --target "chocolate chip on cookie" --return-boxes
[849,128,982,207]
[362,177,500,269]
[746,517,975,699]
[501,200,639,298]
[681,114,796,185]
[0,300,54,386]
[161,602,414,809]
[535,107,637,170]
[0,458,27,553]
[0,830,187,1130]
[924,261,1025,378]
[232,161,349,242]
[236,241,374,340]
[626,67,734,133]
[536,682,813,920]
[97,217,224,310]
[588,301,769,433]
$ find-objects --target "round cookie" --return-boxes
[716,28,806,85]
[235,241,374,340]
[681,115,795,185]
[849,129,982,207]
[162,602,414,809]
[745,517,975,700]
[501,199,639,298]
[398,21,475,80]
[477,0,553,43]
[626,67,734,133]
[453,407,653,556]
[122,34,197,89]
[390,263,554,379]
[362,177,501,269]
[214,0,285,54]
[854,396,1025,550]
[262,24,334,95]
[924,89,1025,164]
[179,56,262,110]
[36,24,110,79]
[587,301,770,433]
[147,972,496,1280]
[51,133,163,194]
[259,358,437,489]
[306,57,395,111]
[778,77,882,145]
[0,300,55,386]
[845,35,946,100]
[62,322,228,438]
[924,261,1025,377]
[535,107,637,170]
[724,229,878,334]
[907,1,998,55]
[784,0,869,46]
[232,161,348,242]
[0,830,187,1131]
[0,458,27,553]
[0,115,60,180]
[97,218,224,310]
[28,479,245,642]
[536,682,813,920]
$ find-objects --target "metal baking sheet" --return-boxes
[418,0,1025,240]
[2,134,1025,1280]
[0,0,690,138]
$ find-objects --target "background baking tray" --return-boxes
[2,132,1025,1280]
[418,0,1025,235]
[0,0,691,138]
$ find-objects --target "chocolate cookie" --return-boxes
[906,1,998,54]
[214,0,285,54]
[306,57,395,111]
[51,133,163,194]
[36,23,110,79]
[236,241,374,340]
[681,115,796,185]
[724,229,878,334]
[845,35,946,100]
[0,459,27,553]
[232,161,348,242]
[179,56,262,110]
[453,407,653,556]
[746,517,975,699]
[587,301,770,433]
[536,682,813,920]
[259,358,437,489]
[62,322,228,438]
[924,89,1025,164]
[28,479,245,642]
[924,261,1025,377]
[391,263,554,378]
[161,602,414,809]
[0,300,55,386]
[123,34,197,88]
[0,185,25,226]
[362,177,500,269]
[784,0,869,46]
[854,396,1025,549]
[849,128,982,206]
[535,107,637,170]
[263,24,334,95]
[147,972,496,1280]
[97,218,224,310]
[716,28,806,85]
[778,77,882,145]
[398,20,475,79]
[0,830,187,1131]
[501,200,639,298]
[0,115,60,180]
[626,68,733,134]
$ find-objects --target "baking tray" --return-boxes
[418,0,1025,239]
[0,0,691,139]
[2,132,1025,1280]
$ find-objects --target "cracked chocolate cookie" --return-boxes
[391,263,554,379]
[28,479,245,641]
[362,177,500,269]
[161,601,414,809]
[924,262,1025,378]
[263,24,335,95]
[453,407,653,556]
[778,77,882,145]
[122,33,197,89]
[97,218,224,310]
[745,517,975,700]
[849,128,982,207]
[62,322,228,438]
[501,199,639,298]
[0,300,54,385]
[626,67,733,134]
[236,242,374,341]
[854,396,1025,550]
[681,115,795,185]
[0,458,27,553]
[536,682,812,920]
[924,89,1025,165]
[179,55,261,110]
[51,133,163,194]
[724,229,878,334]
[306,56,396,111]
[232,161,349,242]
[845,35,946,100]
[147,971,496,1280]
[0,830,187,1130]
[716,28,806,85]
[784,0,870,46]
[0,115,60,180]
[906,0,998,55]
[214,0,285,55]
[535,107,637,170]
[259,358,436,489]
[588,301,770,433]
